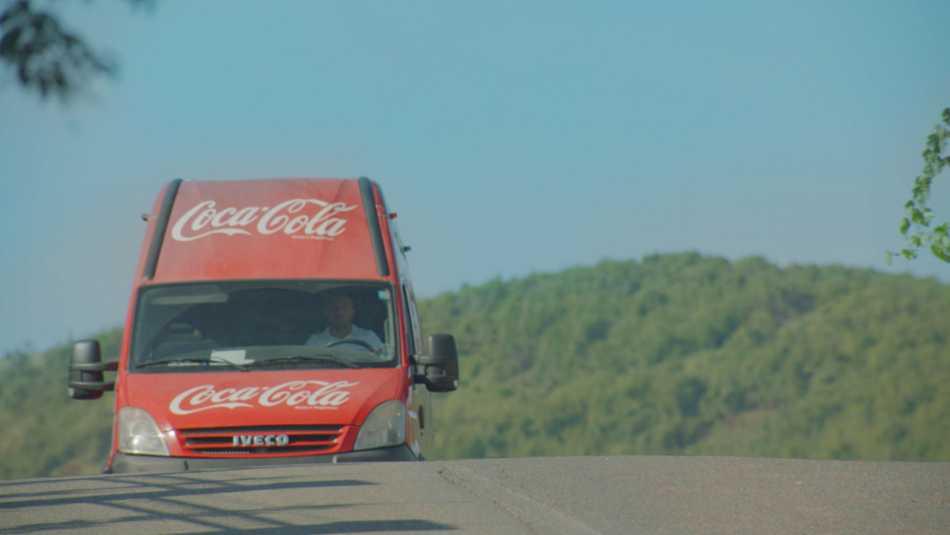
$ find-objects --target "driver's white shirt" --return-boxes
[306,325,383,350]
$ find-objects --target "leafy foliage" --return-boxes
[1,254,948,479]
[893,106,950,263]
[0,0,151,100]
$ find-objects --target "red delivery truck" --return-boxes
[67,177,459,473]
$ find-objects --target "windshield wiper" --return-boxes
[137,357,249,370]
[245,355,359,369]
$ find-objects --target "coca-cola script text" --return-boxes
[171,199,357,242]
[169,380,359,415]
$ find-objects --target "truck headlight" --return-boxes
[118,407,170,456]
[354,400,406,451]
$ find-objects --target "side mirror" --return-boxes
[68,340,117,400]
[415,334,459,393]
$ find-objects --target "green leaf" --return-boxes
[927,133,940,148]
[931,244,950,263]
[905,204,918,220]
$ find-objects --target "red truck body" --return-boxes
[69,177,457,473]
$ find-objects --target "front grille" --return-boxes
[178,424,345,456]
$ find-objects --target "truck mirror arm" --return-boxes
[68,359,118,393]
[68,379,115,392]
[70,361,119,372]
[412,359,458,393]
[68,340,116,400]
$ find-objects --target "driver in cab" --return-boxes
[306,293,383,351]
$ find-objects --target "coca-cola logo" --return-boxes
[170,199,358,242]
[169,380,359,415]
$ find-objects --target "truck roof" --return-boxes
[140,178,390,284]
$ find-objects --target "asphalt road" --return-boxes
[0,456,947,534]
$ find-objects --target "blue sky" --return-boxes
[2,0,949,354]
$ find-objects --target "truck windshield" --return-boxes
[130,281,398,371]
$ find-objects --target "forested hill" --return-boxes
[418,253,950,461]
[2,253,948,479]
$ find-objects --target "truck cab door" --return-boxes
[402,284,431,458]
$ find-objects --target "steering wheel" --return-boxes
[327,339,376,351]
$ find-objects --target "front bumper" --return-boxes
[107,445,418,474]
